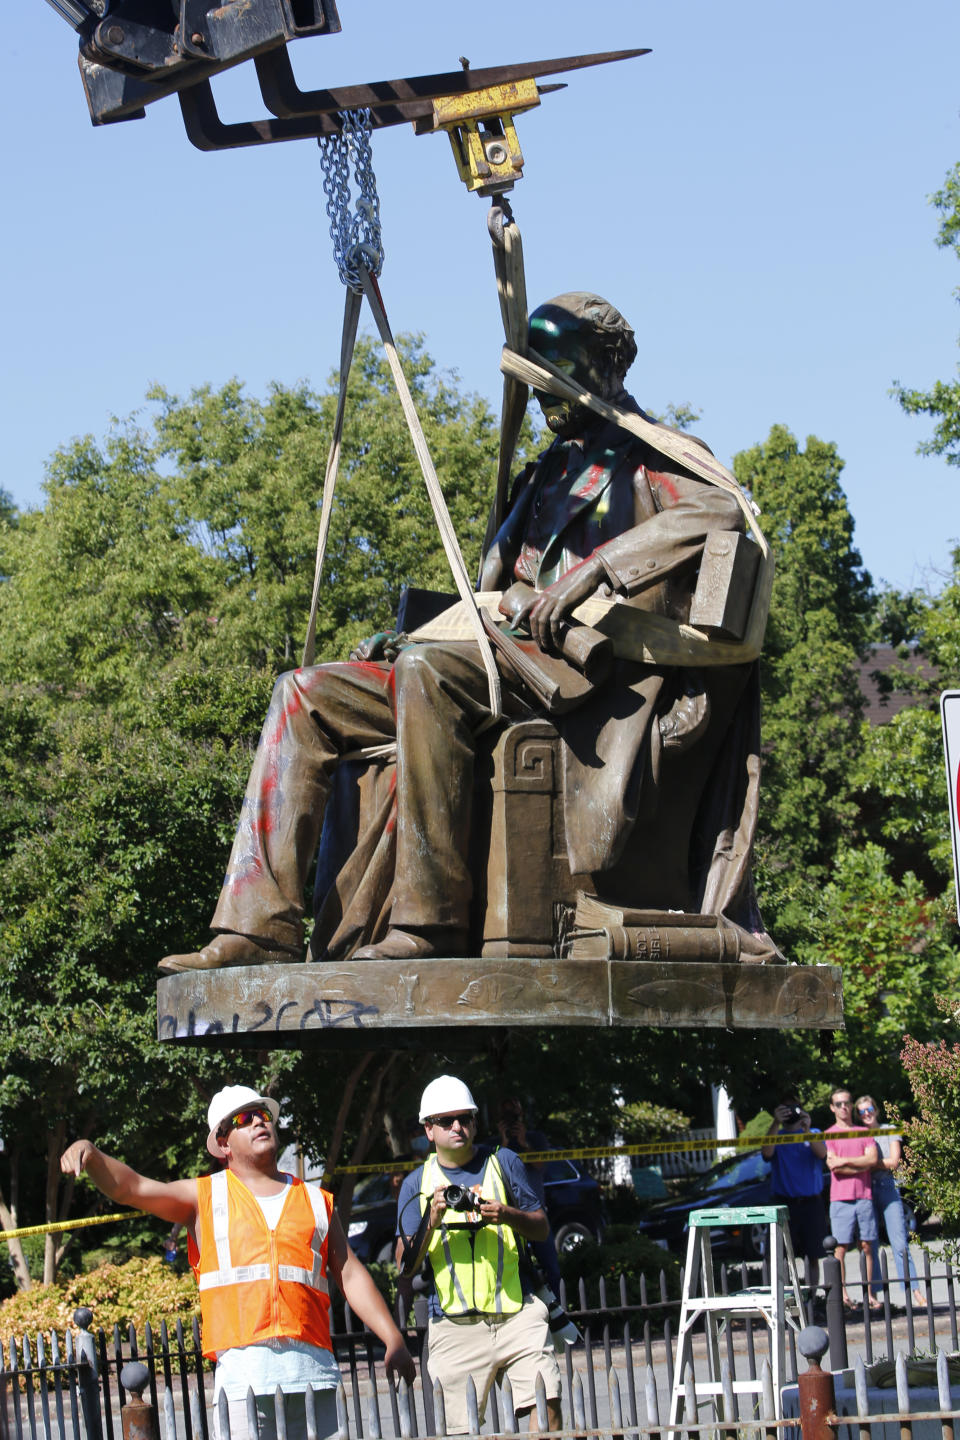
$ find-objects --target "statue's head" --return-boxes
[527,292,637,435]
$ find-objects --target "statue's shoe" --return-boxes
[158,933,299,974]
[353,928,469,961]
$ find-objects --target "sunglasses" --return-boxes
[858,1106,876,1115]
[221,1107,273,1135]
[429,1112,475,1129]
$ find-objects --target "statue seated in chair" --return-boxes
[160,291,775,973]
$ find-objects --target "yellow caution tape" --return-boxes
[3,1127,900,1233]
[325,1126,901,1181]
[1,1212,133,1243]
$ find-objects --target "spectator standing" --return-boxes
[824,1087,880,1309]
[855,1094,926,1308]
[396,1075,561,1434]
[760,1094,827,1288]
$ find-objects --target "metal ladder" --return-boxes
[668,1204,808,1425]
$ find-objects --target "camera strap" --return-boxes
[398,1201,431,1277]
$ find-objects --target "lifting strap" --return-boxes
[487,201,530,544]
[499,343,770,558]
[482,200,772,660]
[302,108,502,719]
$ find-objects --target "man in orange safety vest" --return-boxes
[61,1084,415,1440]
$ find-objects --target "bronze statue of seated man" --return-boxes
[160,291,767,973]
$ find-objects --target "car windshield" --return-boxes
[352,1174,394,1205]
[686,1150,768,1195]
[542,1159,579,1184]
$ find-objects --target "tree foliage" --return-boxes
[2,325,958,1297]
[795,845,960,1099]
[896,1000,960,1253]
[0,339,539,1287]
[893,163,960,466]
[733,425,873,950]
[148,338,512,668]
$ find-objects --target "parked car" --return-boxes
[539,1156,606,1256]
[635,1148,831,1262]
[345,1155,604,1265]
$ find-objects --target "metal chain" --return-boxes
[318,108,384,292]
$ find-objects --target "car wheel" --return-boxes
[743,1223,768,1261]
[554,1220,595,1257]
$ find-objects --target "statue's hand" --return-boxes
[500,555,605,653]
[349,631,411,663]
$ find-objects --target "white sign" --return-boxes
[941,690,960,920]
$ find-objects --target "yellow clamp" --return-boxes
[423,78,541,195]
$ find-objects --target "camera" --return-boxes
[443,1184,483,1214]
[782,1105,803,1124]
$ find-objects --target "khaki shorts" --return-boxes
[426,1294,561,1434]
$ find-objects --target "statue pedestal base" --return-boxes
[157,957,842,1051]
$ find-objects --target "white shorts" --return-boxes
[213,1388,340,1440]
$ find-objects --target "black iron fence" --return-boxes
[3,1250,960,1440]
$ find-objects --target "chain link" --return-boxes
[318,109,384,292]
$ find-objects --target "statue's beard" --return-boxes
[536,359,622,436]
[541,400,589,435]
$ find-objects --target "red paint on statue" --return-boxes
[658,473,679,505]
[580,463,605,496]
[264,685,303,750]
[349,660,390,682]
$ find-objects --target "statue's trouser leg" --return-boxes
[388,642,520,934]
[211,660,397,950]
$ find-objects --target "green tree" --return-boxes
[853,548,960,892]
[0,340,543,1286]
[794,844,960,1103]
[733,425,874,949]
[151,338,531,668]
[0,431,220,706]
[893,163,960,466]
[0,668,277,1285]
[854,708,954,891]
[896,998,960,1252]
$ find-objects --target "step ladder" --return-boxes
[668,1204,808,1426]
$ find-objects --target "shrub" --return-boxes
[897,1002,960,1257]
[0,1256,199,1343]
[602,1183,650,1225]
[558,1223,682,1311]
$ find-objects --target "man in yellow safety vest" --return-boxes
[395,1074,561,1433]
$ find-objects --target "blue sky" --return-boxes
[4,1,959,593]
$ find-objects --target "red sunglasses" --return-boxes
[220,1107,273,1135]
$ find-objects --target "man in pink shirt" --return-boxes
[824,1087,880,1308]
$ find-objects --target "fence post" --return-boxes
[0,1359,8,1440]
[797,1326,836,1440]
[74,1309,105,1440]
[821,1237,848,1372]
[120,1363,160,1440]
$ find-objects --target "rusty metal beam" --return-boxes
[180,48,648,152]
[253,47,649,123]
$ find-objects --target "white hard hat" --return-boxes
[419,1075,478,1125]
[206,1085,280,1157]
